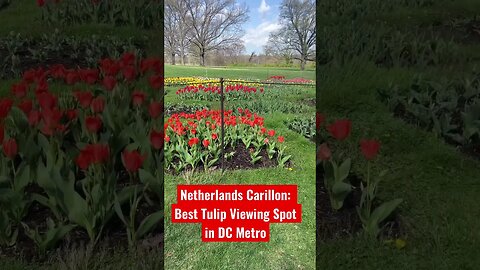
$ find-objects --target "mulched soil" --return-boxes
[316,164,403,241]
[0,41,145,79]
[0,47,91,79]
[223,144,282,170]
[167,143,291,175]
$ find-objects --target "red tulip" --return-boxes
[17,99,33,115]
[131,90,146,106]
[40,108,63,136]
[316,112,325,130]
[102,76,117,91]
[76,143,110,170]
[66,109,78,121]
[202,139,210,147]
[22,70,34,84]
[34,79,49,95]
[360,139,381,160]
[264,138,269,144]
[85,116,102,133]
[278,136,285,143]
[148,75,163,90]
[36,92,57,110]
[141,58,161,74]
[121,149,146,173]
[75,151,91,170]
[49,64,66,79]
[36,0,45,7]
[91,96,105,113]
[165,135,170,143]
[120,52,135,67]
[212,133,218,140]
[99,58,120,76]
[267,129,275,137]
[11,82,28,99]
[318,143,331,161]
[0,98,14,119]
[327,119,352,141]
[260,127,266,134]
[150,129,163,150]
[2,138,18,159]
[188,137,199,147]
[87,144,110,164]
[80,69,99,85]
[74,91,93,109]
[140,59,151,74]
[28,110,41,126]
[148,101,162,119]
[18,69,36,83]
[65,71,79,85]
[122,66,136,81]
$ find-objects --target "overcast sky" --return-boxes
[242,0,282,54]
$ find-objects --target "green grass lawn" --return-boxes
[164,65,316,269]
[164,64,315,81]
[317,1,480,269]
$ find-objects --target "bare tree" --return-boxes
[224,42,245,64]
[165,0,191,65]
[264,31,294,66]
[266,0,315,70]
[165,0,179,65]
[211,42,246,65]
[182,0,249,66]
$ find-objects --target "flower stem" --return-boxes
[11,159,16,180]
[366,161,371,218]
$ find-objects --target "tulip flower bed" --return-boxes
[165,76,218,86]
[266,76,314,85]
[176,84,265,101]
[226,99,310,114]
[286,116,316,141]
[0,52,164,259]
[165,76,264,87]
[0,31,146,79]
[268,75,286,80]
[164,108,291,173]
[378,73,480,159]
[316,114,402,240]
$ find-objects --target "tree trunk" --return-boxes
[300,58,306,70]
[200,47,206,66]
[171,53,176,65]
[180,50,185,65]
[200,52,205,66]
